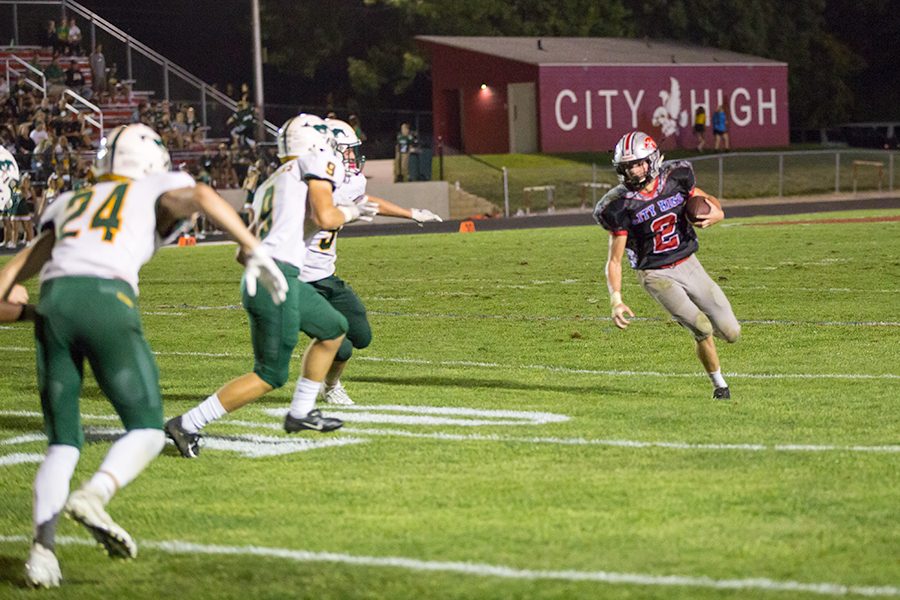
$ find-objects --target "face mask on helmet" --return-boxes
[324,118,364,175]
[93,124,171,180]
[612,131,662,190]
[0,147,20,211]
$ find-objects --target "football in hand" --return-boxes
[686,195,711,223]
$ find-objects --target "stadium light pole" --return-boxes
[251,0,266,142]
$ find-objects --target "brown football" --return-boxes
[686,195,711,222]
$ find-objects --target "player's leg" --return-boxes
[682,258,741,344]
[28,297,86,588]
[670,256,738,397]
[312,276,372,404]
[68,279,165,559]
[169,269,300,456]
[285,283,348,433]
[638,265,729,397]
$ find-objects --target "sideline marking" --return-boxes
[0,534,895,597]
[0,346,897,380]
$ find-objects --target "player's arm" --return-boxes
[159,183,288,304]
[0,285,36,323]
[308,179,377,230]
[605,233,635,330]
[692,186,724,228]
[367,194,442,225]
[0,230,55,300]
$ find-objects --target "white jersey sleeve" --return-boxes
[296,146,345,190]
[333,172,367,207]
[39,172,195,294]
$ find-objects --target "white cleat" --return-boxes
[322,381,355,405]
[65,488,137,559]
[25,542,61,588]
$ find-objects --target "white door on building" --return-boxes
[508,82,537,153]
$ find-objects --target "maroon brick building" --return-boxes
[417,36,789,154]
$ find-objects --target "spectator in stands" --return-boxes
[171,109,189,149]
[65,60,88,98]
[55,19,69,56]
[29,120,49,149]
[227,100,256,149]
[67,18,82,56]
[44,57,66,97]
[74,111,94,149]
[240,82,250,103]
[212,143,239,188]
[45,20,58,51]
[89,44,107,98]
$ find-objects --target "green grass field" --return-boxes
[1,208,899,599]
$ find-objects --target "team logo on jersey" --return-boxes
[651,77,689,140]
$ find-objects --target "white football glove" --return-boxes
[243,245,288,305]
[410,208,443,226]
[338,197,379,223]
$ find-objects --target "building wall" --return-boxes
[424,43,538,154]
[539,64,789,152]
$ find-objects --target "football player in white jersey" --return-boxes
[165,114,378,457]
[294,117,443,405]
[0,123,288,588]
[0,150,34,322]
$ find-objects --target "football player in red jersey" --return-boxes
[594,131,740,399]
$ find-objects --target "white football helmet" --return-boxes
[94,124,171,180]
[325,118,364,175]
[0,147,20,211]
[612,131,663,190]
[276,113,336,160]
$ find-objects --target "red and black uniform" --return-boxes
[594,160,698,270]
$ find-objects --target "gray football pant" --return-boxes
[636,254,741,342]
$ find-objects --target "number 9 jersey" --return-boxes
[594,160,699,270]
[38,171,196,295]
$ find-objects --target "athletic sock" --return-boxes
[33,445,80,544]
[289,377,322,418]
[87,429,166,504]
[708,370,728,389]
[182,393,227,433]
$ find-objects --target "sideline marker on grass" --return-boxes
[459,220,476,233]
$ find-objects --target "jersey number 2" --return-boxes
[650,213,679,253]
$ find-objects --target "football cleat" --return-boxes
[25,542,61,588]
[322,381,355,405]
[713,386,731,400]
[165,416,201,458]
[284,409,343,434]
[65,488,137,559]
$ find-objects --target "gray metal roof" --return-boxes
[416,36,784,66]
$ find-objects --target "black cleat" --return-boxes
[165,416,201,458]
[713,386,731,400]
[284,409,343,433]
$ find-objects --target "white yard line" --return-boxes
[0,534,895,597]
[0,345,897,380]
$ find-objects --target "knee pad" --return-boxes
[720,323,741,343]
[349,325,372,350]
[335,337,354,362]
[688,312,714,340]
[255,364,289,390]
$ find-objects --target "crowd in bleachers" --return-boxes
[1,17,283,249]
